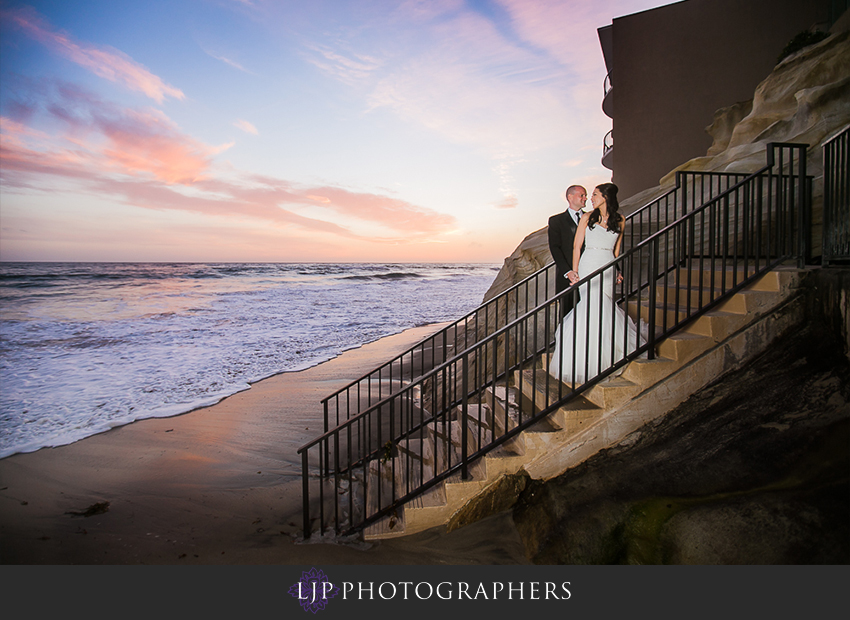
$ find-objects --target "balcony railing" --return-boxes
[602,130,614,169]
[602,71,613,118]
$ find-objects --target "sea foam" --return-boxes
[0,262,499,458]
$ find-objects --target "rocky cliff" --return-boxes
[510,269,850,564]
[484,29,850,301]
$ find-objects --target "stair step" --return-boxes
[514,367,570,412]
[450,403,505,453]
[481,385,527,455]
[363,508,406,539]
[515,368,604,430]
[656,331,714,364]
[359,264,803,540]
[746,266,801,293]
[394,451,447,509]
[674,264,802,293]
[627,300,751,340]
[675,265,761,288]
[620,355,679,389]
[481,452,530,478]
[684,310,751,340]
[653,285,778,313]
[584,375,641,409]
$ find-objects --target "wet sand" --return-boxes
[0,324,529,565]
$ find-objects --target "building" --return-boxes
[597,0,841,201]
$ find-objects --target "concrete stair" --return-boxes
[357,264,804,540]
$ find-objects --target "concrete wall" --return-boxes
[604,0,833,201]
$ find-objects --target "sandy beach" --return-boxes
[0,324,529,565]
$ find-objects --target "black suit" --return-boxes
[548,209,584,319]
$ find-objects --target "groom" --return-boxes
[548,184,587,319]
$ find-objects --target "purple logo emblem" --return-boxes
[289,567,340,613]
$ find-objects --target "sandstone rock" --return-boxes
[483,227,550,302]
[446,470,530,533]
[665,30,850,182]
[510,271,850,564]
[705,99,754,157]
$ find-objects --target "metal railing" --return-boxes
[823,125,849,266]
[318,170,759,445]
[298,142,811,538]
[603,130,614,159]
[319,263,558,444]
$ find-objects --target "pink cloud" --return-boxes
[17,84,224,184]
[3,6,184,103]
[1,107,457,239]
[0,123,102,185]
[93,177,362,239]
[195,174,457,236]
[234,119,258,135]
[494,195,518,209]
[0,116,50,146]
[302,186,457,234]
[97,109,229,184]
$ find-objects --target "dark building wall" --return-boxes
[605,0,833,201]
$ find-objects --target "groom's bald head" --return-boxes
[565,185,587,211]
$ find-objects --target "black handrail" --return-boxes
[299,143,810,538]
[320,261,555,427]
[319,169,759,441]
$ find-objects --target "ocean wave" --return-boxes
[0,261,500,458]
[341,272,425,281]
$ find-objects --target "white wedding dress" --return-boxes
[549,223,645,385]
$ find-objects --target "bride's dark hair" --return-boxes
[588,183,623,233]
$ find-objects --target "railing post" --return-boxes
[389,398,396,503]
[678,172,688,265]
[824,138,833,266]
[648,237,658,360]
[796,145,810,268]
[333,433,339,532]
[302,450,311,539]
[322,400,329,477]
[461,352,469,480]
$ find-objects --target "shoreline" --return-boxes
[0,322,451,462]
[0,322,529,565]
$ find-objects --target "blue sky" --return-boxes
[0,0,671,263]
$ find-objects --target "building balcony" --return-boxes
[602,130,613,170]
[602,71,613,119]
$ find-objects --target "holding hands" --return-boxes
[567,269,623,286]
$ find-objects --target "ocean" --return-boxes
[0,262,500,459]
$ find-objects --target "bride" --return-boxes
[549,183,644,385]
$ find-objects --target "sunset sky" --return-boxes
[0,0,671,263]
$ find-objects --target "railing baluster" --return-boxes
[461,354,469,480]
[302,450,310,538]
